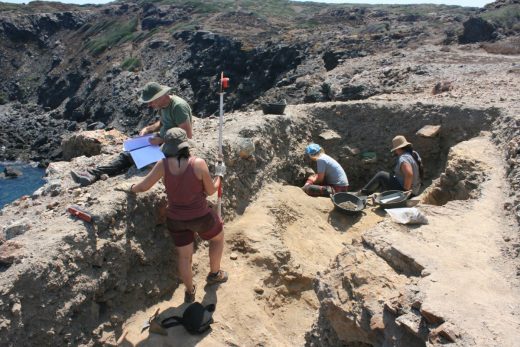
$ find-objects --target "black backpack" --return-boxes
[161,302,216,334]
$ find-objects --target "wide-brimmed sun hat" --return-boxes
[391,135,412,152]
[162,128,189,157]
[305,143,322,156]
[138,82,171,103]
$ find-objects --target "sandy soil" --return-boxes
[118,184,384,346]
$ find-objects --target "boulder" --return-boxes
[459,17,496,44]
[61,129,126,160]
[3,166,22,178]
[3,220,31,240]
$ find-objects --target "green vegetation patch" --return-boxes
[84,18,138,55]
[482,4,520,29]
[121,57,141,71]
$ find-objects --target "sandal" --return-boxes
[184,284,196,303]
[206,270,228,285]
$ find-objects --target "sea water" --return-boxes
[0,162,45,209]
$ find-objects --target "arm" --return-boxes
[139,120,161,136]
[194,158,220,196]
[314,172,325,185]
[400,161,414,191]
[178,120,193,139]
[131,160,164,193]
[173,102,193,139]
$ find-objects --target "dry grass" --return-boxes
[481,38,520,55]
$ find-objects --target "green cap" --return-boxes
[138,82,171,103]
[161,128,189,157]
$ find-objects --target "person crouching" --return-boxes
[302,143,349,197]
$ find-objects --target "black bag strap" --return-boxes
[161,315,183,328]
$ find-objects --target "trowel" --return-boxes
[141,308,168,335]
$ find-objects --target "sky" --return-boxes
[0,0,494,6]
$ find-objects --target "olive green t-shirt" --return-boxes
[159,95,192,139]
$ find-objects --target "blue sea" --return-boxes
[0,162,46,209]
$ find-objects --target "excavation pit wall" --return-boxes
[0,101,499,346]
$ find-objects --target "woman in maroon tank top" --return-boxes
[123,128,228,303]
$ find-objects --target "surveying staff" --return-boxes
[71,82,193,186]
[116,128,228,303]
[303,143,349,197]
[359,135,423,196]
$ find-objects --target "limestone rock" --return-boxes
[3,220,31,240]
[61,129,126,160]
[416,125,441,138]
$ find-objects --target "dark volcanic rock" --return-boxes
[3,166,22,178]
[174,31,304,116]
[459,17,496,43]
[38,71,85,109]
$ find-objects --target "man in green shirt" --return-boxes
[71,82,193,186]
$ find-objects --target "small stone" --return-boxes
[4,221,30,240]
[230,253,238,260]
[421,269,431,277]
[110,313,123,324]
[420,305,445,324]
[396,311,423,338]
[369,315,385,331]
[431,322,458,342]
[11,302,21,317]
[254,286,264,295]
[416,125,441,138]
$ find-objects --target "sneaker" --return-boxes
[184,284,196,303]
[70,170,98,186]
[206,270,228,285]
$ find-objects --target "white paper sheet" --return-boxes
[123,134,154,151]
[129,145,165,169]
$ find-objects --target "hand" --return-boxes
[115,182,135,194]
[139,126,150,136]
[214,162,226,177]
[148,136,164,146]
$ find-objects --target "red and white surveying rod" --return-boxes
[217,72,230,218]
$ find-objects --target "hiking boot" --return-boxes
[70,170,98,186]
[184,285,196,303]
[206,270,228,285]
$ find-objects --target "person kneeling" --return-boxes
[302,143,349,197]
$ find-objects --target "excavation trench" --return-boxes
[118,101,498,346]
[0,101,501,346]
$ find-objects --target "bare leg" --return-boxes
[208,232,224,273]
[176,243,194,293]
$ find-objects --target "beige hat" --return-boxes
[390,135,412,152]
[138,82,171,103]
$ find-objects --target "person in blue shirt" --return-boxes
[303,143,349,197]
